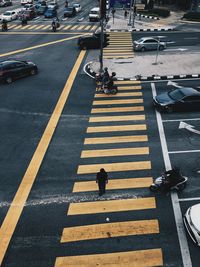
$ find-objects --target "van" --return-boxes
[89,7,100,22]
[21,0,33,5]
[0,0,12,7]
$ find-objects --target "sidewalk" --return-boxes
[87,9,200,80]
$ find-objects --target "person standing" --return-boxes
[96,168,108,196]
[124,9,128,19]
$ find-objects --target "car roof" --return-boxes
[0,59,24,65]
[179,87,200,96]
[91,7,99,11]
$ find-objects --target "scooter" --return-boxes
[149,172,188,192]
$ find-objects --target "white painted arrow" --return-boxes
[167,80,182,88]
[164,48,188,52]
[179,121,200,135]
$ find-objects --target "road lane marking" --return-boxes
[115,81,140,84]
[73,177,153,192]
[68,197,156,215]
[0,34,86,58]
[61,219,159,242]
[94,92,142,97]
[89,115,145,123]
[55,248,163,267]
[92,99,143,105]
[84,135,148,144]
[163,118,200,122]
[169,149,200,154]
[117,85,142,90]
[87,124,147,133]
[91,106,144,113]
[81,147,149,158]
[77,160,151,174]
[179,197,200,202]
[0,51,86,266]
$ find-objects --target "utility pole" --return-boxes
[99,0,106,73]
[128,0,133,26]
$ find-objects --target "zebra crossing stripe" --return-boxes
[84,25,91,30]
[28,25,38,30]
[87,124,146,133]
[63,25,71,30]
[77,25,84,30]
[91,106,144,113]
[8,24,17,29]
[71,25,79,30]
[73,177,152,192]
[117,85,141,90]
[55,248,163,266]
[67,197,155,215]
[89,114,145,123]
[35,25,44,30]
[92,99,143,105]
[41,25,51,30]
[84,135,148,145]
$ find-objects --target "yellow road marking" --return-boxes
[35,25,45,30]
[84,135,148,144]
[73,177,153,192]
[13,25,22,29]
[59,25,65,30]
[117,85,141,90]
[0,34,86,58]
[77,25,84,30]
[94,92,142,97]
[104,55,134,58]
[115,81,141,84]
[28,25,38,29]
[90,25,98,31]
[103,49,133,53]
[55,248,163,267]
[0,51,86,266]
[68,197,155,215]
[0,31,86,35]
[71,25,79,30]
[89,115,145,123]
[63,25,71,30]
[77,160,151,174]
[61,219,159,242]
[103,53,134,56]
[41,25,51,30]
[8,24,17,29]
[91,106,144,113]
[87,124,147,133]
[84,25,91,30]
[92,99,143,105]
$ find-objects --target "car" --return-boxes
[133,37,167,52]
[0,59,38,84]
[184,203,200,246]
[153,87,200,113]
[73,3,81,12]
[47,2,58,10]
[22,3,35,11]
[77,31,109,49]
[21,0,33,5]
[18,9,36,20]
[63,6,76,17]
[1,10,18,21]
[0,0,12,7]
[44,8,57,18]
[36,4,47,15]
[89,7,100,22]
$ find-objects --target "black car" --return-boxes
[77,32,109,49]
[63,6,76,17]
[153,87,200,112]
[37,5,47,15]
[0,59,38,84]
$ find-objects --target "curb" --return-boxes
[84,62,200,81]
[136,14,159,20]
[106,28,175,32]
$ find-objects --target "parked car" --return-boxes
[184,203,200,246]
[22,3,35,11]
[44,8,57,18]
[0,0,12,7]
[77,31,109,49]
[89,7,100,22]
[73,3,81,12]
[153,87,200,113]
[133,36,167,52]
[21,0,33,5]
[36,4,47,15]
[47,2,58,10]
[18,9,36,20]
[34,0,46,9]
[63,6,76,17]
[1,10,18,21]
[0,59,38,84]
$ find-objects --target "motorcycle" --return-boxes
[2,21,8,32]
[149,172,188,192]
[95,71,118,95]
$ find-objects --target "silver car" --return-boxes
[133,37,167,52]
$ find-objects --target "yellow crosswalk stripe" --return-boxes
[55,248,163,267]
[42,25,51,30]
[90,25,98,31]
[84,25,91,30]
[71,25,79,30]
[8,24,17,29]
[59,25,66,30]
[87,124,147,133]
[77,25,85,30]
[77,160,151,174]
[73,177,152,192]
[93,99,143,105]
[103,53,134,56]
[28,25,38,30]
[104,55,134,58]
[61,219,159,242]
[94,92,141,98]
[89,115,145,123]
[63,25,71,30]
[68,197,155,215]
[103,49,133,53]
[13,25,22,30]
[35,25,44,30]
[81,147,149,158]
[117,85,141,90]
[84,135,148,144]
[91,106,144,113]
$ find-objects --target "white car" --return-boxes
[73,3,81,13]
[1,10,18,21]
[184,203,200,246]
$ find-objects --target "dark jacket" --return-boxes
[96,171,108,184]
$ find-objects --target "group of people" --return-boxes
[95,67,117,94]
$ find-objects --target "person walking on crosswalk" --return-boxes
[96,168,108,196]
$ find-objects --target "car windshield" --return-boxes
[3,12,11,15]
[91,11,98,14]
[66,7,73,10]
[168,89,185,100]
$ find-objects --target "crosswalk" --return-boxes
[54,81,163,266]
[6,23,99,32]
[104,32,134,59]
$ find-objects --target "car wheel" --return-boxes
[159,45,164,51]
[5,76,13,84]
[30,69,37,75]
[141,47,146,52]
[165,105,173,113]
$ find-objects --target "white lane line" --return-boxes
[151,82,192,267]
[184,37,199,40]
[163,118,200,122]
[169,150,200,154]
[179,197,200,202]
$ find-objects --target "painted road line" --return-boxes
[71,25,79,30]
[90,25,98,31]
[87,124,147,133]
[61,219,159,242]
[68,197,155,215]
[94,92,142,98]
[117,85,142,90]
[0,51,86,266]
[84,135,148,144]
[115,81,140,85]
[92,99,143,105]
[8,24,17,29]
[81,147,149,158]
[73,177,153,192]
[0,34,86,58]
[28,25,38,29]
[42,25,51,30]
[77,160,151,174]
[63,25,71,30]
[91,106,144,113]
[59,25,66,30]
[77,25,85,30]
[13,25,22,30]
[55,248,163,267]
[103,52,134,55]
[35,25,44,30]
[84,25,91,30]
[89,115,145,123]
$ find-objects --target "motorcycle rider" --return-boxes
[52,17,59,31]
[163,167,183,192]
[2,19,8,31]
